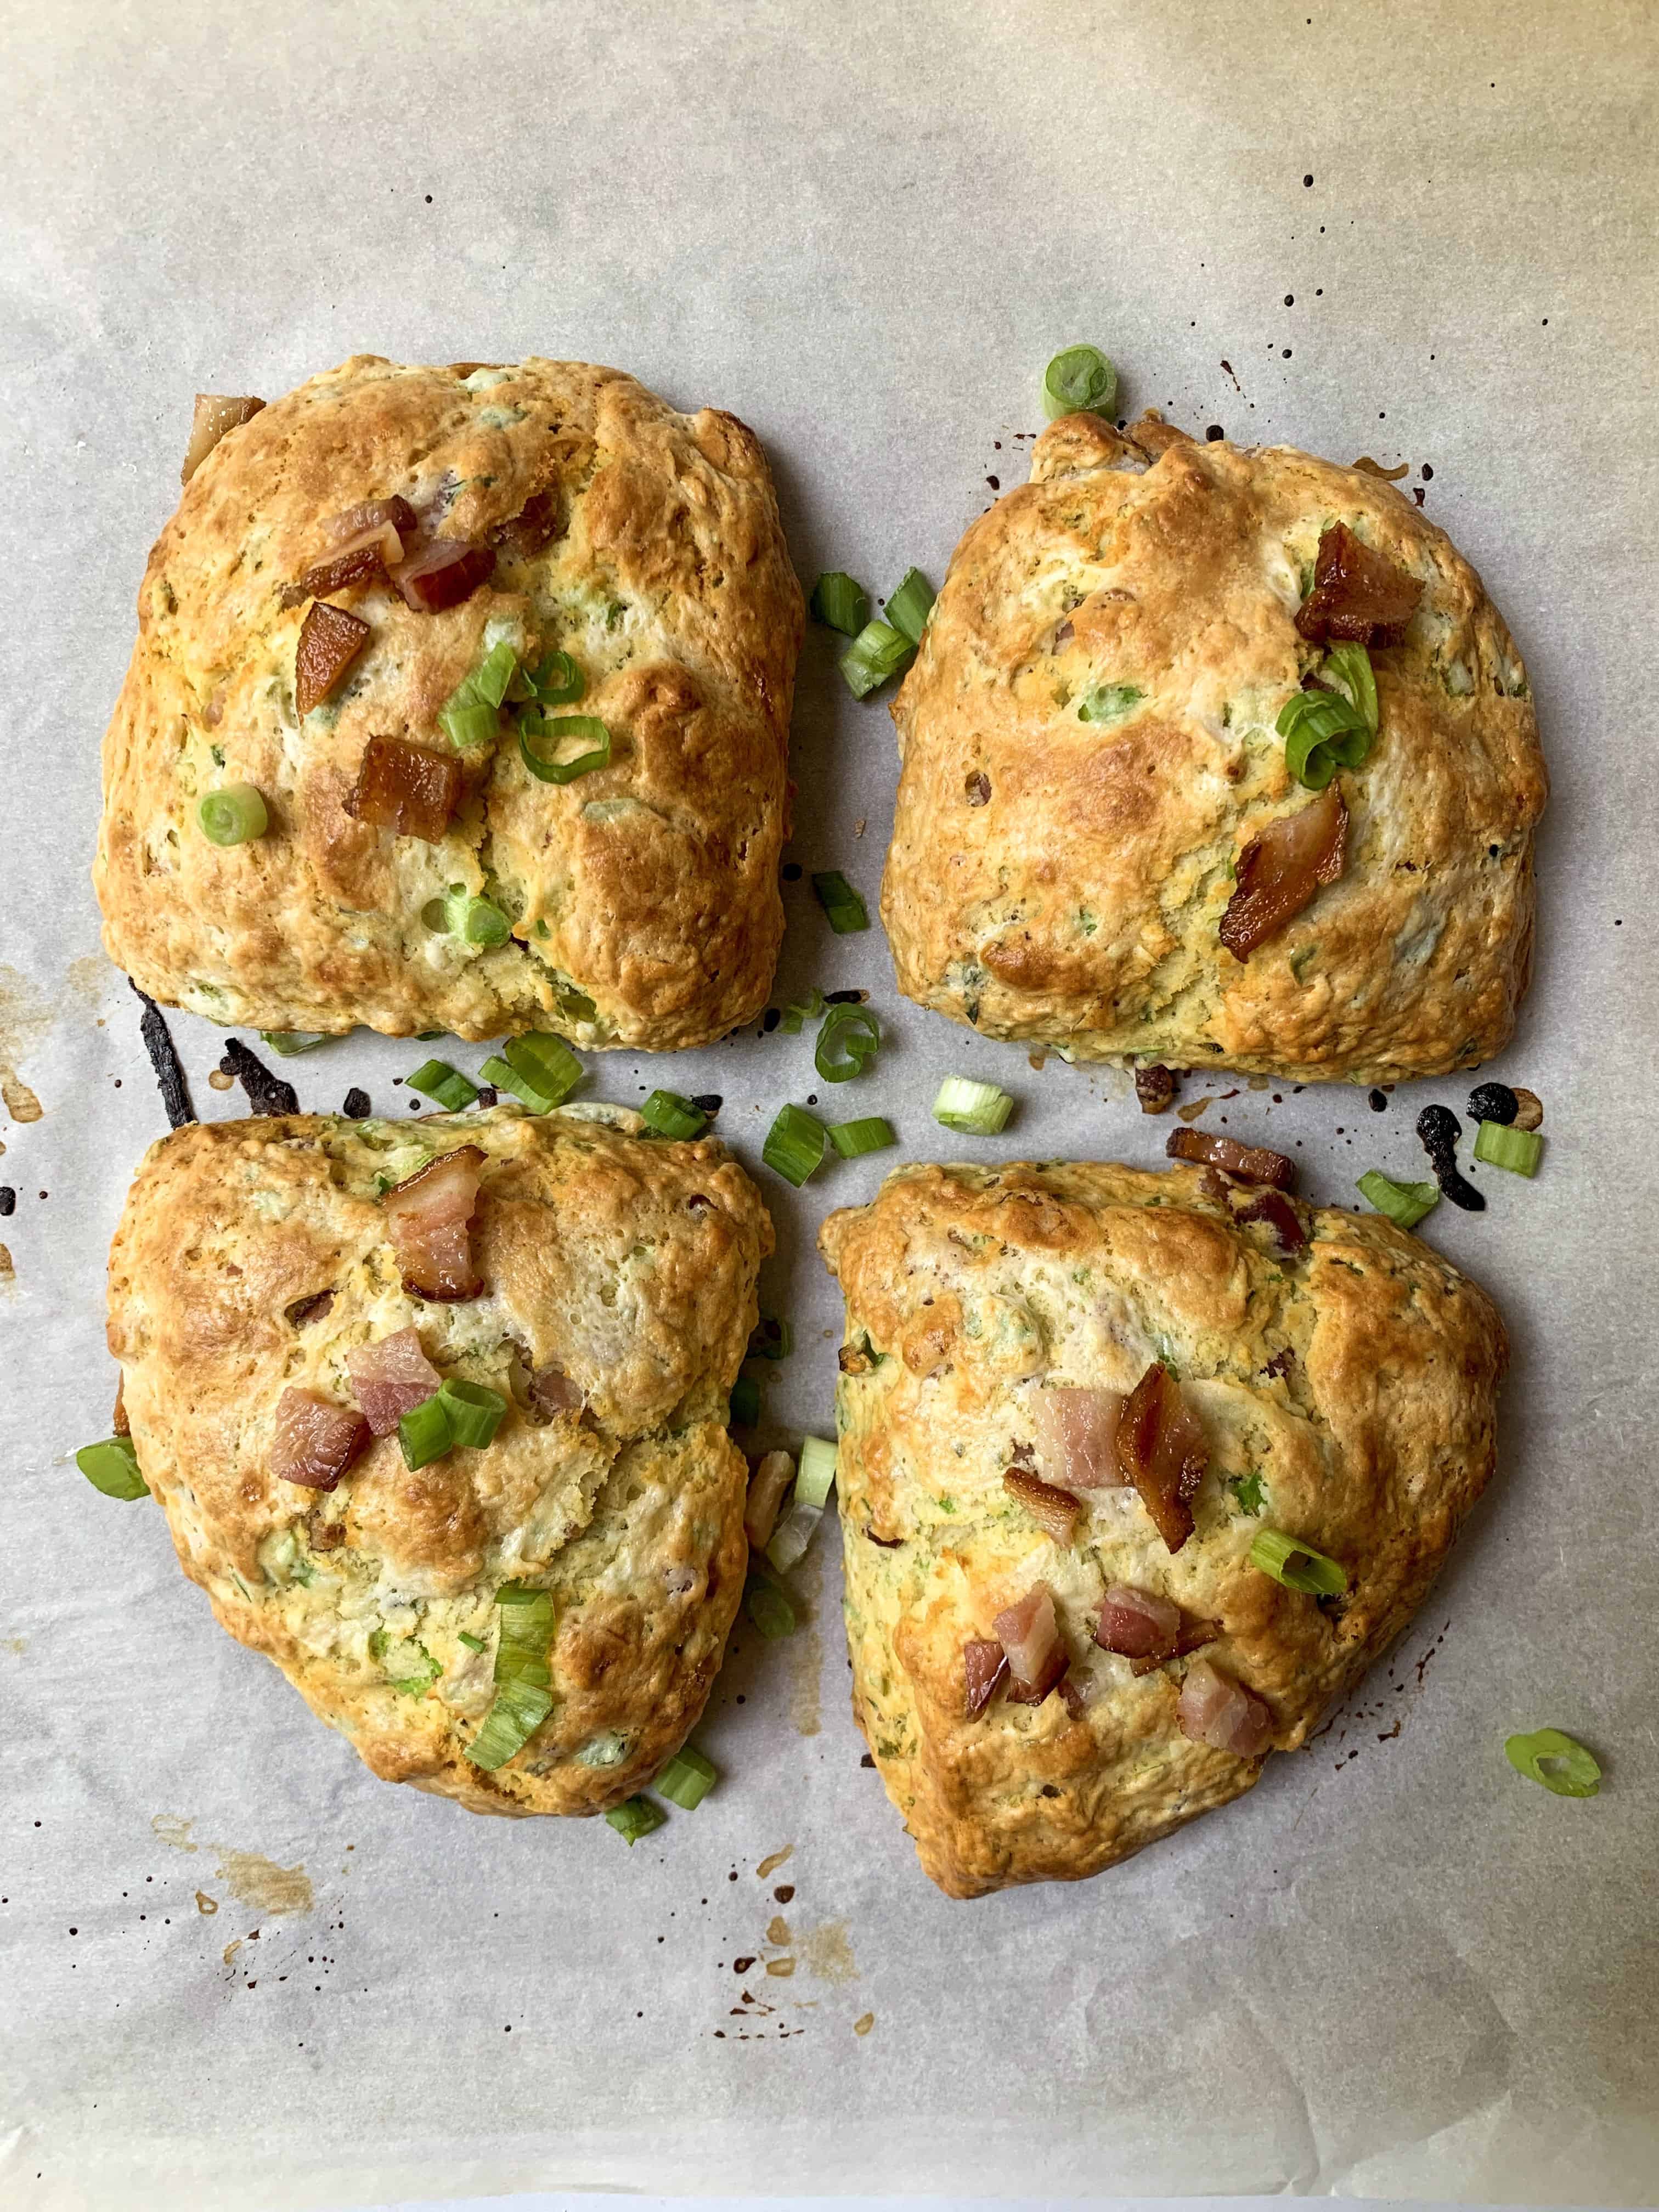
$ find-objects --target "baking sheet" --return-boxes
[2,0,1656,2202]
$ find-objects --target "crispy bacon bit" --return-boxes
[1232,1187,1306,1252]
[382,1144,485,1302]
[345,1326,442,1438]
[112,1377,129,1436]
[272,1386,369,1491]
[181,394,264,484]
[963,1638,1008,1717]
[1136,1064,1176,1114]
[346,735,462,842]
[1130,1610,1222,1677]
[393,538,495,613]
[1057,1672,1088,1719]
[1095,1584,1181,1661]
[1177,1657,1273,1757]
[1003,1467,1081,1544]
[1262,1347,1295,1381]
[295,600,371,718]
[1031,1385,1126,1488]
[284,1289,336,1328]
[1219,785,1348,961]
[744,1450,795,1551]
[1115,1363,1207,1553]
[1294,521,1423,645]
[490,487,561,560]
[324,496,417,549]
[994,1582,1066,1702]
[280,541,389,610]
[528,1361,584,1418]
[1169,1128,1297,1188]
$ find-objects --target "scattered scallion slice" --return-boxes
[76,1436,148,1500]
[814,1003,879,1082]
[810,572,870,636]
[744,1570,797,1640]
[469,1678,552,1770]
[438,1378,507,1449]
[1042,343,1116,420]
[457,1630,487,1654]
[518,714,611,783]
[766,1496,823,1574]
[1356,1169,1440,1229]
[885,568,935,647]
[398,1392,452,1470]
[654,1745,718,1810]
[428,887,511,949]
[1249,1526,1348,1596]
[1078,682,1144,725]
[839,618,912,699]
[527,650,585,705]
[500,1032,583,1108]
[729,1375,760,1428]
[1504,1727,1601,1798]
[471,640,520,709]
[932,1075,1013,1134]
[794,1434,838,1510]
[780,987,825,1036]
[1321,643,1379,732]
[406,1058,481,1111]
[761,1103,827,1186]
[828,1116,895,1158]
[439,701,503,750]
[259,1031,330,1056]
[640,1089,707,1139]
[1473,1120,1544,1177]
[811,871,870,934]
[748,1314,792,1362]
[1276,690,1373,789]
[197,783,268,846]
[605,1795,667,1844]
[467,1583,554,1770]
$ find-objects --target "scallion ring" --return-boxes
[259,1031,331,1056]
[398,1392,452,1471]
[809,572,870,636]
[654,1746,717,1810]
[466,1583,554,1770]
[1356,1169,1440,1229]
[518,714,611,784]
[438,1378,507,1449]
[744,1570,797,1640]
[761,1103,827,1186]
[1473,1120,1544,1177]
[1042,343,1117,421]
[838,618,912,699]
[811,870,870,934]
[1321,642,1378,732]
[527,650,585,705]
[1249,1526,1348,1596]
[431,887,511,949]
[780,987,825,1036]
[827,1116,896,1158]
[197,783,268,846]
[1276,690,1374,789]
[478,1054,552,1111]
[795,1434,838,1510]
[1504,1727,1601,1798]
[605,1795,667,1844]
[814,1003,879,1082]
[439,701,503,750]
[405,1058,481,1111]
[884,567,935,648]
[502,1032,583,1107]
[76,1436,149,1500]
[932,1075,1014,1135]
[765,1496,823,1575]
[639,1089,707,1139]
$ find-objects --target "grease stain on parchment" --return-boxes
[854,2011,876,2036]
[0,965,50,1123]
[755,1845,792,1879]
[0,1244,14,1295]
[787,1545,823,1737]
[800,1919,857,1984]
[150,1812,314,1916]
[66,956,111,1009]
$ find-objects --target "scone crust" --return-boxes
[107,1104,772,1814]
[95,357,803,1051]
[881,414,1547,1084]
[819,1159,1506,1897]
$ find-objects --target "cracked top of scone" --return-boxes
[106,1104,771,1815]
[95,357,803,1050]
[881,412,1547,1085]
[819,1159,1506,1897]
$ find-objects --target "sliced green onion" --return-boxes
[780,987,825,1036]
[839,618,912,698]
[468,1677,552,1769]
[640,1089,707,1139]
[1357,1169,1440,1229]
[811,871,870,934]
[1042,343,1117,420]
[398,1392,452,1470]
[457,1630,487,1653]
[527,650,585,705]
[1276,690,1373,789]
[748,1314,791,1362]
[814,1003,879,1082]
[428,887,512,949]
[503,1032,583,1107]
[1249,1526,1348,1596]
[1473,1120,1544,1177]
[884,568,935,648]
[478,1054,546,1109]
[655,1745,718,1810]
[810,572,870,636]
[405,1058,481,1111]
[1078,682,1144,725]
[605,1795,667,1844]
[1504,1726,1601,1798]
[766,1496,823,1574]
[259,1031,330,1056]
[744,1570,797,1640]
[795,1434,838,1510]
[369,1629,441,1694]
[438,1378,507,1449]
[729,1375,761,1427]
[762,1103,827,1186]
[197,783,268,846]
[439,701,504,749]
[932,1075,1013,1134]
[467,1583,554,1770]
[472,640,520,709]
[1228,1471,1266,1515]
[76,1436,148,1500]
[1321,643,1378,732]
[828,1116,896,1158]
[518,714,611,783]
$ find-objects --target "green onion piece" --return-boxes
[729,1375,760,1427]
[1473,1119,1544,1177]
[259,1031,330,1056]
[1356,1169,1441,1229]
[477,1054,550,1110]
[1321,643,1379,732]
[795,1433,838,1510]
[761,1103,827,1186]
[527,650,585,705]
[197,783,268,846]
[76,1436,149,1500]
[1276,690,1374,789]
[1042,343,1117,420]
[839,618,912,699]
[748,1314,791,1362]
[809,572,870,636]
[1228,1471,1266,1515]
[405,1058,481,1111]
[828,1116,896,1158]
[1249,1526,1348,1596]
[655,1745,718,1810]
[744,1570,797,1640]
[814,1003,880,1082]
[503,1032,583,1107]
[884,568,935,647]
[439,701,504,750]
[605,1795,667,1845]
[469,1677,552,1769]
[457,1630,487,1653]
[1078,682,1144,725]
[766,1496,823,1575]
[438,1378,507,1449]
[398,1392,452,1470]
[430,887,512,949]
[472,640,520,709]
[811,871,870,934]
[780,987,825,1036]
[1504,1726,1601,1798]
[467,1583,555,1770]
[639,1089,707,1139]
[932,1075,1013,1135]
[518,714,611,783]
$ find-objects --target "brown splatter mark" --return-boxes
[207,1068,235,1092]
[800,1920,858,1985]
[766,1915,792,1945]
[194,1890,219,1915]
[755,1846,792,1879]
[854,2011,875,2036]
[151,1814,198,1853]
[66,956,111,1008]
[1248,1074,1271,1090]
[788,1548,823,1736]
[0,1244,13,1293]
[765,1957,796,1978]
[214,1852,312,1916]
[1027,1048,1048,1071]
[222,1939,241,1966]
[854,818,867,838]
[732,1956,757,1974]
[0,964,50,1123]
[772,1884,794,1904]
[1175,1097,1212,1123]
[0,1079,38,1124]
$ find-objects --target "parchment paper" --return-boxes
[2,1,1655,2203]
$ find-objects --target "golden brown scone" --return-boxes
[881,413,1546,1084]
[106,1103,772,1815]
[95,357,803,1050]
[819,1158,1506,1897]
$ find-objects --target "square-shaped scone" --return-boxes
[819,1156,1506,1897]
[105,1104,770,1814]
[94,356,802,1051]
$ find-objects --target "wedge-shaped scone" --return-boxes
[882,411,1546,1084]
[819,1158,1505,1897]
[106,1104,771,1814]
[95,356,802,1050]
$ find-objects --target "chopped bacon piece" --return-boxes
[1128,1609,1222,1677]
[744,1450,795,1551]
[181,394,264,484]
[994,1582,1066,1702]
[963,1639,1008,1717]
[1057,1672,1088,1720]
[345,1326,442,1437]
[1219,785,1348,961]
[1169,1128,1297,1189]
[382,1144,485,1301]
[272,1386,369,1491]
[1232,1187,1306,1252]
[1135,1064,1176,1114]
[346,735,462,842]
[1095,1584,1181,1661]
[528,1361,584,1418]
[1294,522,1423,645]
[323,496,417,548]
[1003,1467,1081,1543]
[490,487,562,559]
[393,538,494,612]
[295,600,371,718]
[1031,1385,1126,1488]
[280,541,389,610]
[1115,1363,1207,1553]
[1177,1657,1273,1757]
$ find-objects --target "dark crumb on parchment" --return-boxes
[219,1038,298,1116]
[1368,1088,1387,1111]
[0,1189,13,1216]
[860,1752,875,1768]
[130,980,196,1128]
[1206,425,1224,441]
[761,1008,780,1034]
[342,1087,371,1120]
[781,862,802,882]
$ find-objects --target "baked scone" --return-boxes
[881,412,1547,1084]
[106,1103,771,1814]
[819,1155,1506,1897]
[95,357,802,1051]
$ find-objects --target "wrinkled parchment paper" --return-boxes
[2,1,1655,2202]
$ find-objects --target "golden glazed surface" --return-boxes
[819,1159,1506,1897]
[106,1105,771,1815]
[96,357,803,1050]
[881,414,1547,1084]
